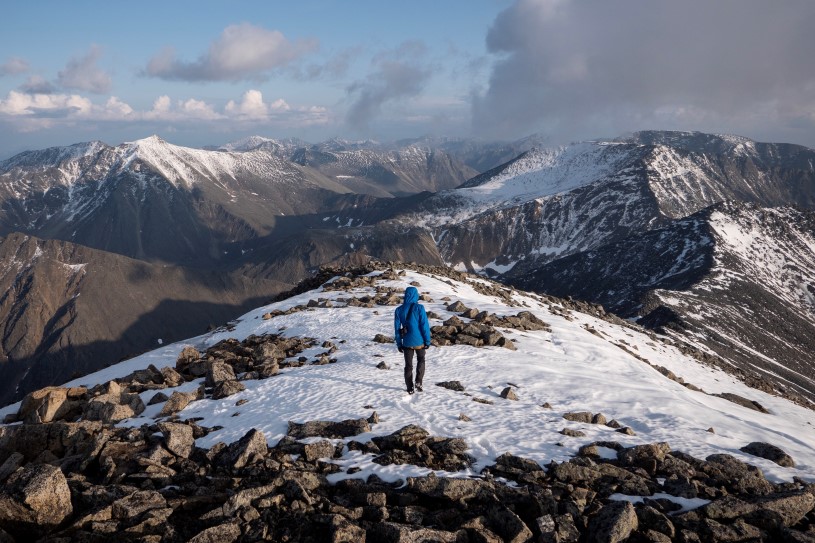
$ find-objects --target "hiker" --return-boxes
[394,286,432,394]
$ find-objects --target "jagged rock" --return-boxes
[147,391,169,406]
[616,427,636,436]
[376,361,390,370]
[188,522,241,543]
[83,381,145,423]
[618,443,670,473]
[740,441,795,467]
[563,411,593,423]
[303,440,336,462]
[500,387,518,400]
[700,517,762,542]
[0,420,105,462]
[158,422,195,458]
[206,360,237,387]
[218,428,268,469]
[158,390,200,417]
[212,379,246,399]
[111,490,167,520]
[587,500,638,543]
[408,475,492,501]
[487,504,534,543]
[537,513,581,543]
[288,418,371,439]
[368,521,458,542]
[374,334,394,344]
[749,491,815,529]
[459,413,472,422]
[0,464,73,536]
[0,452,24,483]
[636,505,676,539]
[17,386,87,424]
[176,345,202,373]
[436,381,465,392]
[715,393,769,413]
[559,428,586,438]
[160,366,185,387]
[372,425,429,450]
[702,453,775,495]
[447,301,468,312]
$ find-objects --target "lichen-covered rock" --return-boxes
[288,418,371,439]
[0,464,73,536]
[217,428,268,470]
[158,422,195,459]
[587,501,638,543]
[212,379,246,399]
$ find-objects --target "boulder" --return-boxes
[18,386,87,424]
[563,411,593,423]
[212,380,246,399]
[111,490,167,520]
[740,442,795,468]
[205,361,236,388]
[703,454,774,495]
[188,522,241,543]
[436,381,465,391]
[500,387,518,400]
[0,464,73,536]
[587,501,638,543]
[288,418,371,439]
[158,422,195,458]
[218,428,268,470]
[83,381,145,423]
[158,390,200,417]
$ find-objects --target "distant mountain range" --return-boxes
[0,130,814,407]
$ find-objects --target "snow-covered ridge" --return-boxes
[3,266,812,486]
[708,204,815,313]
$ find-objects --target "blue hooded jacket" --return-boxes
[394,286,431,349]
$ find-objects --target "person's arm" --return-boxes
[394,309,403,350]
[419,306,431,347]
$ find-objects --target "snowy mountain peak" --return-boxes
[0,140,110,172]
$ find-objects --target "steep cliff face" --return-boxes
[508,203,815,404]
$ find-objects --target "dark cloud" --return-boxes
[144,23,318,82]
[0,57,29,76]
[473,0,815,144]
[345,41,432,130]
[20,75,57,94]
[57,46,112,94]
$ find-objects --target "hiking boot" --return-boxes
[415,383,423,392]
[407,388,415,395]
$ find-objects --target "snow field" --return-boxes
[3,268,814,489]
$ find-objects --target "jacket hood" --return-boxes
[403,286,420,305]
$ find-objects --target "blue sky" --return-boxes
[1,0,814,157]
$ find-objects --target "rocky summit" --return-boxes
[0,263,813,542]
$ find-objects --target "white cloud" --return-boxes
[145,23,318,82]
[57,45,112,94]
[0,89,329,132]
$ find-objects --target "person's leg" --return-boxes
[415,348,426,391]
[403,349,415,392]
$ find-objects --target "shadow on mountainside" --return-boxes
[1,296,273,407]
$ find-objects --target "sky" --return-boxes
[1,0,814,158]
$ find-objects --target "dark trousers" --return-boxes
[403,348,426,391]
